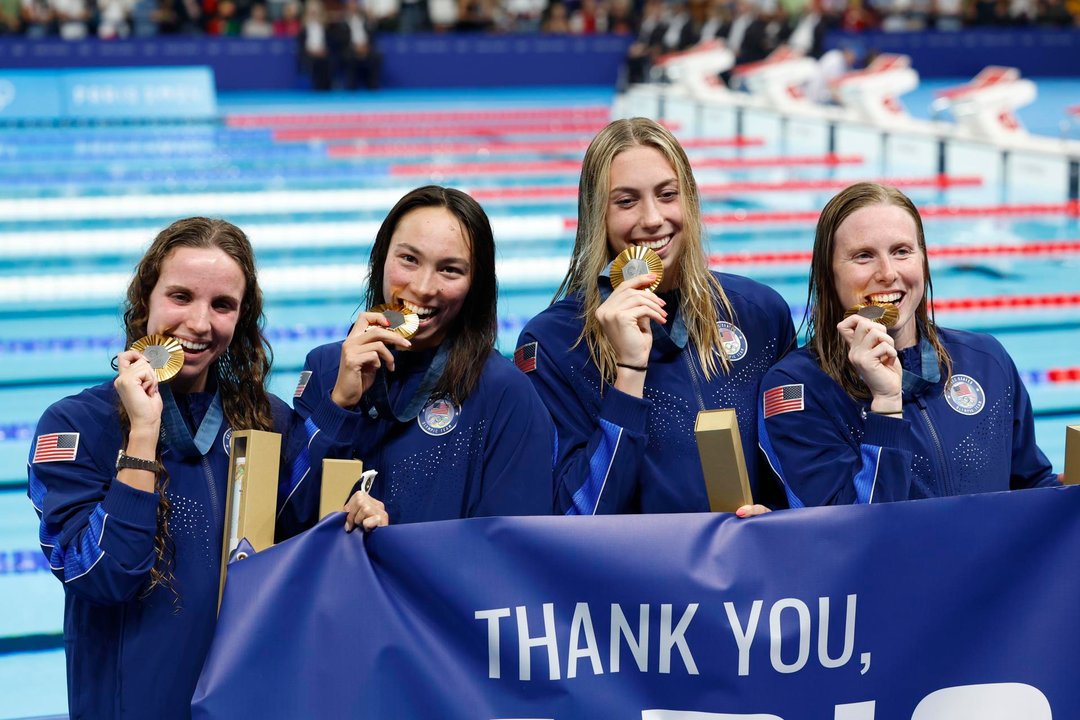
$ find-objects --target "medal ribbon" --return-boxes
[159,385,225,459]
[901,335,942,397]
[367,342,451,423]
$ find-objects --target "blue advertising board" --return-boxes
[195,485,1080,719]
[0,66,216,122]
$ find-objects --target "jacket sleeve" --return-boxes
[27,403,159,605]
[515,328,650,515]
[758,366,914,507]
[1003,350,1058,489]
[283,347,365,528]
[472,365,557,517]
[272,393,322,541]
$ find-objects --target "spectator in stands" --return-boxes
[301,0,332,88]
[501,0,544,31]
[541,0,571,31]
[334,0,380,89]
[428,0,458,30]
[455,0,495,30]
[28,217,317,720]
[0,0,23,32]
[624,0,667,83]
[759,183,1062,507]
[50,0,89,38]
[517,118,795,515]
[273,0,300,32]
[241,2,274,35]
[292,186,556,530]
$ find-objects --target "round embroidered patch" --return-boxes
[945,374,986,416]
[418,397,461,436]
[717,321,748,362]
[222,428,233,453]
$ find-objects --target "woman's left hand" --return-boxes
[342,490,389,532]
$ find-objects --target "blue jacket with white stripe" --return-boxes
[758,327,1059,507]
[517,272,796,515]
[27,380,315,720]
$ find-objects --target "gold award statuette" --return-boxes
[130,334,184,382]
[844,302,899,329]
[694,408,753,513]
[610,246,663,292]
[1064,425,1080,485]
[370,303,420,339]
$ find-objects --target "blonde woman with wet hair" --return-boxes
[517,117,796,515]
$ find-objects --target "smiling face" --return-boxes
[831,203,926,350]
[605,145,685,292]
[146,246,245,393]
[382,205,473,351]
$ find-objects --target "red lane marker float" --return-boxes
[1047,367,1080,383]
[697,200,1080,225]
[328,136,764,158]
[931,293,1080,311]
[275,121,620,142]
[472,174,981,200]
[227,107,612,128]
[709,240,1080,265]
[392,153,863,177]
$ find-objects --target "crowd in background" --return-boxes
[3,0,1078,41]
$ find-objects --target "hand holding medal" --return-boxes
[331,306,415,409]
[369,303,420,340]
[129,334,186,382]
[843,302,899,329]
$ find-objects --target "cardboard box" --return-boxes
[1065,425,1080,486]
[321,459,364,519]
[694,408,753,512]
[219,429,281,610]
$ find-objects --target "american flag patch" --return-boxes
[33,432,80,463]
[763,384,804,419]
[514,342,538,373]
[294,371,312,398]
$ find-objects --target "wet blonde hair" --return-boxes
[554,117,735,383]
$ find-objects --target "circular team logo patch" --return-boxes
[222,428,233,453]
[717,321,748,362]
[945,374,986,416]
[418,397,461,437]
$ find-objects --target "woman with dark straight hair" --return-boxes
[759,182,1060,507]
[28,217,316,720]
[293,185,555,528]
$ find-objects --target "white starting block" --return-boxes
[730,45,820,111]
[654,40,735,98]
[933,66,1036,141]
[831,53,919,127]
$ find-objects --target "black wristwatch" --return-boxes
[116,450,162,474]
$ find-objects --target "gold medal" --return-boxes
[130,334,185,382]
[370,304,420,339]
[610,246,663,291]
[844,302,899,329]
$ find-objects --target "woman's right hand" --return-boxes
[331,312,413,409]
[113,349,164,432]
[595,273,667,368]
[837,315,902,412]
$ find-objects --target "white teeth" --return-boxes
[402,301,435,317]
[638,236,671,251]
[177,338,209,351]
[869,293,901,303]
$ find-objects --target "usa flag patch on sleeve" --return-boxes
[294,371,312,398]
[763,384,804,418]
[33,432,80,463]
[514,342,538,373]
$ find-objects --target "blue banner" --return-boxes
[0,70,64,122]
[194,486,1080,719]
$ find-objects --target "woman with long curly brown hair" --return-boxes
[28,217,315,720]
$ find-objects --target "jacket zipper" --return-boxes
[915,397,953,496]
[203,455,222,532]
[683,348,706,412]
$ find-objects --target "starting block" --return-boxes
[730,45,819,110]
[933,66,1036,141]
[654,40,735,98]
[832,53,919,126]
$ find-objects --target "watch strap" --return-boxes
[116,451,162,474]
